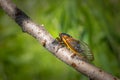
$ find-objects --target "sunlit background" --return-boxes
[0,0,120,80]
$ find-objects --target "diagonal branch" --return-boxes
[0,0,119,80]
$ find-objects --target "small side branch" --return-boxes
[0,0,119,80]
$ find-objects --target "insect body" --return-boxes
[57,33,94,61]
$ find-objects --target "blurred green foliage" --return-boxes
[0,0,120,80]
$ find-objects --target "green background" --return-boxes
[0,0,120,80]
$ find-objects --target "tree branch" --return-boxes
[0,0,119,80]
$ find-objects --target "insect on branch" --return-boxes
[0,0,119,80]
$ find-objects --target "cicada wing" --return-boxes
[69,40,83,53]
[68,40,88,59]
[79,41,94,61]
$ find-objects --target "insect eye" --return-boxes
[60,33,71,37]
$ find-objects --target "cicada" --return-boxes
[57,33,94,61]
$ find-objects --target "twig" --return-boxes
[0,0,119,80]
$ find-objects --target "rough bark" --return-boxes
[0,0,119,80]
